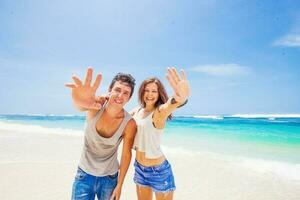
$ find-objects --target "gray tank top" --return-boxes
[79,104,132,176]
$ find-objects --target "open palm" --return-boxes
[166,67,190,103]
[65,68,103,110]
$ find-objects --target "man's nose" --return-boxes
[117,92,124,98]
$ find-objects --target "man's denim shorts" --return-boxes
[72,167,118,200]
[133,159,176,193]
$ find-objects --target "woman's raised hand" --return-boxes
[65,67,103,110]
[166,67,190,104]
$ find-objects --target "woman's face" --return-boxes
[143,82,159,107]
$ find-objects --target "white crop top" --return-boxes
[133,108,164,159]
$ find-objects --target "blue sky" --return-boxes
[0,0,300,115]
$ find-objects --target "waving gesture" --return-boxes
[65,67,103,110]
[166,67,190,104]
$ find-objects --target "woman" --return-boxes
[131,67,190,200]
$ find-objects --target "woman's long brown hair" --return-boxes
[138,77,172,120]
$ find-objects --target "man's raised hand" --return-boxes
[65,67,103,110]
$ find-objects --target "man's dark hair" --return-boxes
[109,73,136,97]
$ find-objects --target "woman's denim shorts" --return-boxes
[133,159,176,193]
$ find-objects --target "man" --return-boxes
[65,67,137,200]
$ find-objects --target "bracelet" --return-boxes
[171,97,178,104]
[177,99,188,108]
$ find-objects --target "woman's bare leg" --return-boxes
[155,191,174,200]
[136,185,153,200]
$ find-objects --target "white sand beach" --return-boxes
[0,129,300,200]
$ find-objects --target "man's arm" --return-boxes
[110,119,137,200]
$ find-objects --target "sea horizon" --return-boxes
[1,113,300,117]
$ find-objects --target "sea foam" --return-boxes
[237,157,300,180]
[0,121,83,136]
[229,114,300,118]
[162,145,300,180]
[193,115,224,120]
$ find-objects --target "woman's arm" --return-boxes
[153,67,190,128]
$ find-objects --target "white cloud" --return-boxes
[273,34,300,47]
[189,63,250,77]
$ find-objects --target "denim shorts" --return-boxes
[133,159,176,193]
[71,167,118,200]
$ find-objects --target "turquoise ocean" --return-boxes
[1,113,299,161]
[1,114,300,178]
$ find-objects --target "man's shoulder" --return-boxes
[121,118,136,139]
[123,118,137,134]
[126,118,136,128]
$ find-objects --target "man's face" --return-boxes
[108,81,132,108]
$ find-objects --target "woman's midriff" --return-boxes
[136,150,165,167]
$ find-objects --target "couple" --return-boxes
[65,67,190,200]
